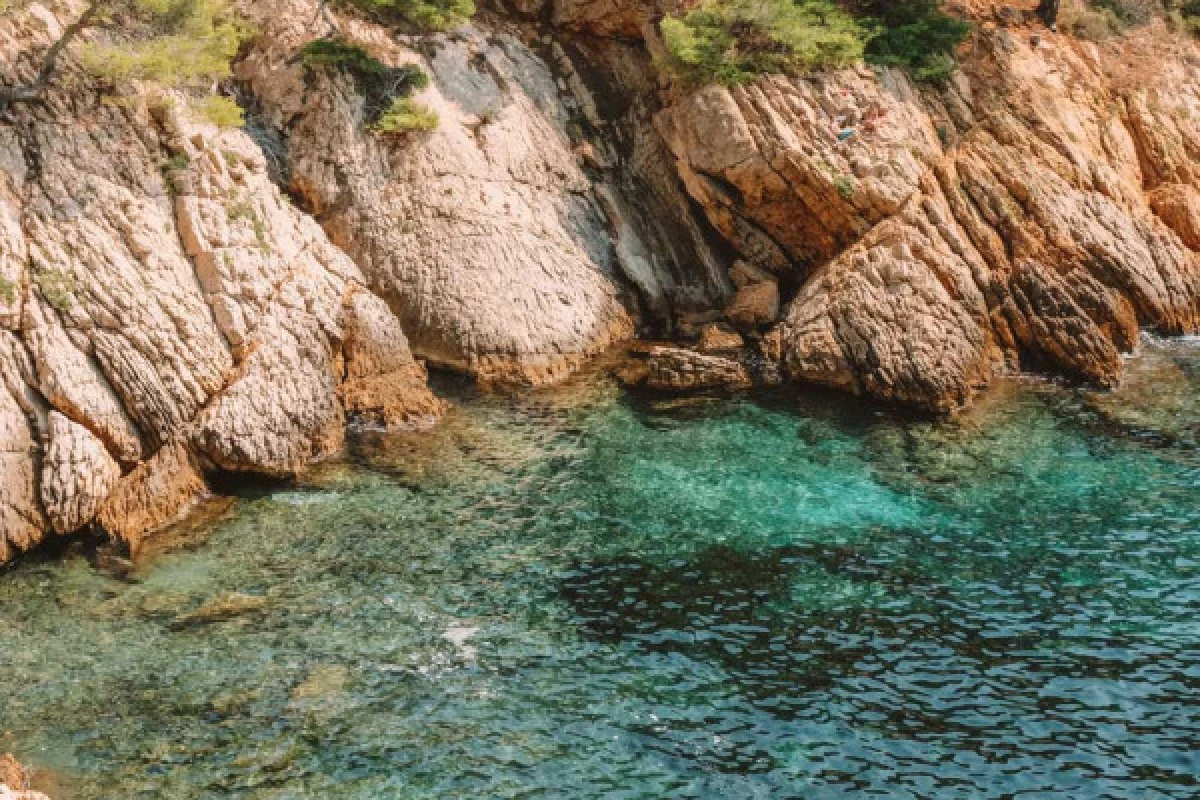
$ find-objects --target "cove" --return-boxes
[1,340,1197,799]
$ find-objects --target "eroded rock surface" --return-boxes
[0,2,443,562]
[659,20,1200,409]
[237,1,639,387]
[3,0,1200,563]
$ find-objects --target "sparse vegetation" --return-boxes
[371,96,439,134]
[660,0,867,87]
[191,95,244,127]
[852,0,971,85]
[303,37,431,127]
[226,199,254,222]
[162,153,191,172]
[659,0,969,87]
[1165,0,1200,34]
[2,0,250,117]
[34,268,77,313]
[301,37,391,76]
[834,173,856,200]
[79,0,247,86]
[342,0,476,31]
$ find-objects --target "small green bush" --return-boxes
[192,94,243,127]
[301,37,390,76]
[371,97,439,134]
[1093,0,1158,26]
[1166,0,1200,35]
[81,0,247,87]
[343,0,475,31]
[0,276,16,305]
[303,37,431,127]
[834,174,856,200]
[660,0,968,87]
[661,0,868,86]
[162,153,191,171]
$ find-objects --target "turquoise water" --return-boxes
[1,340,1198,799]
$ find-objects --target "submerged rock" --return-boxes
[618,346,752,392]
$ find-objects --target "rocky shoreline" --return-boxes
[1,0,1198,565]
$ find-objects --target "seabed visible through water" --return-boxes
[1,338,1197,798]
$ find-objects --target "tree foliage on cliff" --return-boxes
[661,0,969,86]
[0,0,248,110]
[660,0,867,86]
[341,0,475,31]
[851,0,971,84]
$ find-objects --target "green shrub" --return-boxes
[834,174,855,199]
[301,37,391,76]
[1093,0,1158,26]
[192,94,243,127]
[0,276,16,305]
[81,0,248,86]
[852,0,970,85]
[371,97,439,134]
[660,0,868,86]
[1166,0,1200,34]
[342,0,475,31]
[659,0,968,87]
[303,37,430,126]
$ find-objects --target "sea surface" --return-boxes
[1,339,1197,799]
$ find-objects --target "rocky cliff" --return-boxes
[0,0,445,563]
[2,0,1199,563]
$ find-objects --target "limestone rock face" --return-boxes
[237,1,636,387]
[0,334,44,563]
[40,412,122,535]
[659,20,1200,410]
[0,2,443,563]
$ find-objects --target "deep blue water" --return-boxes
[0,339,1197,799]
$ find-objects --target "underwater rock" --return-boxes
[619,346,752,392]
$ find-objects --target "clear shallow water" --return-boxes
[1,340,1198,799]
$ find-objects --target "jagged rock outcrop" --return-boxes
[0,2,443,563]
[3,0,1200,563]
[653,11,1200,410]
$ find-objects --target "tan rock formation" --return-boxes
[696,324,744,353]
[96,443,208,556]
[0,2,443,562]
[658,19,1200,410]
[39,411,121,535]
[236,0,636,388]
